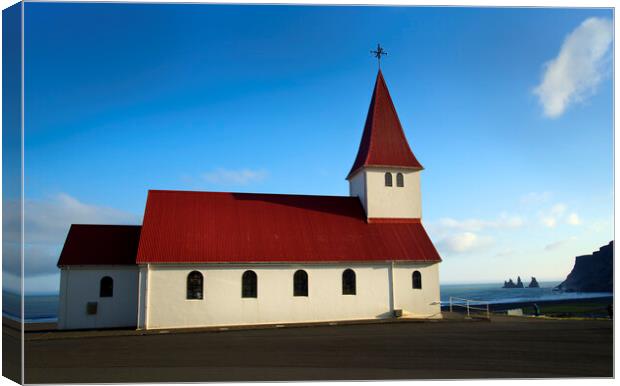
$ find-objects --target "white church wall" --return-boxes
[392,262,441,318]
[136,265,149,329]
[348,171,368,213]
[361,168,421,219]
[143,263,393,330]
[57,266,139,330]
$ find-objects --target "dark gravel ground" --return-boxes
[14,314,613,383]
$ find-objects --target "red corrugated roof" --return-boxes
[57,225,141,266]
[347,70,423,179]
[136,190,441,264]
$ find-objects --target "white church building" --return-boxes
[56,70,442,330]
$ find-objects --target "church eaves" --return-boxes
[347,70,423,179]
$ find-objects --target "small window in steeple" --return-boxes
[385,172,393,187]
[396,173,404,187]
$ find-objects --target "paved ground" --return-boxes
[2,321,21,384]
[17,315,613,383]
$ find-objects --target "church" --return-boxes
[56,69,442,330]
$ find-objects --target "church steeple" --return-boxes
[348,70,423,220]
[347,70,422,180]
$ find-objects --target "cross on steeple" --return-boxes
[370,44,387,68]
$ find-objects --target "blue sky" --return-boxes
[13,4,613,293]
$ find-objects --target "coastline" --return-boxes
[7,295,613,333]
[486,295,612,312]
[441,295,613,313]
[12,285,612,326]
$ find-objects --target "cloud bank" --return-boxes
[437,232,493,254]
[431,213,523,254]
[544,236,577,252]
[567,213,581,226]
[202,168,268,186]
[538,203,582,228]
[437,214,524,232]
[3,194,140,294]
[534,17,612,118]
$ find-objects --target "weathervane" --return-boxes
[370,43,387,69]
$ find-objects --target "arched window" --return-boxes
[100,276,113,298]
[293,270,308,297]
[342,269,356,295]
[187,271,203,299]
[242,270,257,298]
[396,173,404,187]
[385,172,393,187]
[412,271,422,289]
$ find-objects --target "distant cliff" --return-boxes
[555,241,613,293]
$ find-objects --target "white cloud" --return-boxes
[25,193,138,243]
[544,237,577,251]
[436,213,524,232]
[3,272,61,297]
[498,213,526,228]
[539,203,583,228]
[539,203,569,228]
[437,232,493,254]
[540,216,557,228]
[550,203,566,216]
[3,194,139,294]
[566,213,581,225]
[430,213,519,256]
[2,272,22,296]
[534,17,612,118]
[202,168,268,186]
[26,273,60,294]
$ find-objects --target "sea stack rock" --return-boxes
[528,277,540,288]
[503,279,516,288]
[516,276,524,288]
[555,241,613,293]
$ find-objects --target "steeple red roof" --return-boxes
[347,70,423,179]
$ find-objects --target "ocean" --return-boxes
[440,282,612,306]
[3,291,59,323]
[3,282,613,323]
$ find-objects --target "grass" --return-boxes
[521,300,612,318]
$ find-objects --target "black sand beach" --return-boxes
[13,303,612,383]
